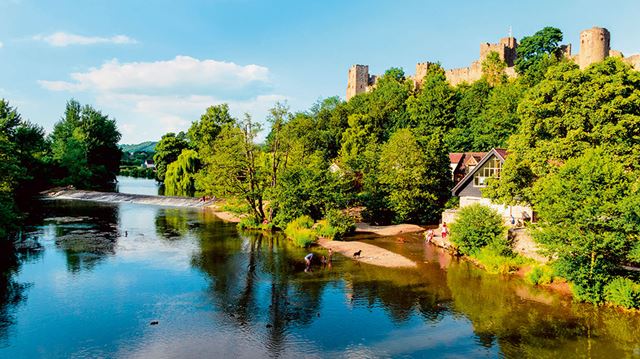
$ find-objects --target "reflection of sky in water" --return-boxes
[1,178,640,358]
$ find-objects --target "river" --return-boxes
[0,177,639,358]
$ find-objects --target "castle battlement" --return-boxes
[346,27,639,100]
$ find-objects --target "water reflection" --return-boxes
[42,201,120,273]
[0,196,639,358]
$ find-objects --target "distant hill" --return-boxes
[119,141,157,153]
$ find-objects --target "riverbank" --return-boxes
[355,223,424,236]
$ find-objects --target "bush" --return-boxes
[449,204,508,256]
[604,277,640,309]
[473,247,529,274]
[526,265,556,285]
[221,197,250,215]
[237,216,274,231]
[284,215,317,247]
[325,209,356,240]
[315,220,338,240]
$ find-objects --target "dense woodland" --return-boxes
[2,26,640,307]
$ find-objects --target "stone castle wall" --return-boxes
[347,26,638,100]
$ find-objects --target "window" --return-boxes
[473,157,502,187]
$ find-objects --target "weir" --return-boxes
[42,189,213,208]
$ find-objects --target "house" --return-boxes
[448,148,533,224]
[143,159,155,169]
[449,152,487,185]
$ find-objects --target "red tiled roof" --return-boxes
[494,148,508,159]
[449,153,464,164]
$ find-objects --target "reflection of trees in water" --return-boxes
[154,208,200,240]
[0,239,42,344]
[39,200,120,273]
[445,261,640,357]
[346,261,452,324]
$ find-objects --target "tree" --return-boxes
[49,99,121,189]
[449,204,507,256]
[406,64,457,137]
[196,115,268,221]
[532,148,640,303]
[377,128,451,224]
[164,149,200,196]
[486,58,640,204]
[187,104,235,157]
[515,27,564,86]
[447,80,492,151]
[481,51,508,86]
[153,132,188,183]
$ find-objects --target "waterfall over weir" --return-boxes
[42,189,213,208]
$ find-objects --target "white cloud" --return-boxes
[39,56,269,93]
[39,56,284,143]
[33,31,137,47]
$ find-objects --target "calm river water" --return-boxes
[0,178,639,358]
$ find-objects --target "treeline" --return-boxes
[155,27,564,228]
[0,99,122,239]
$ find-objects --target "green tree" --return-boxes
[164,149,200,196]
[486,58,640,204]
[481,51,508,87]
[377,128,451,223]
[449,204,507,256]
[153,132,188,183]
[50,99,121,188]
[187,104,235,157]
[406,64,457,138]
[532,148,640,303]
[515,27,564,86]
[196,115,268,221]
[447,80,492,151]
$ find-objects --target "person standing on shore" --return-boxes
[441,222,448,239]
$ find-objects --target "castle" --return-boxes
[346,27,640,100]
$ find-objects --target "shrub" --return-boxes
[284,215,317,247]
[325,209,356,240]
[604,277,640,309]
[449,204,507,256]
[473,246,529,274]
[220,197,250,215]
[237,217,260,230]
[526,265,556,285]
[315,220,338,240]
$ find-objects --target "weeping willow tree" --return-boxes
[164,149,200,196]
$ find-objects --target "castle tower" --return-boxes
[499,37,518,66]
[579,27,610,69]
[346,64,370,100]
[414,62,434,89]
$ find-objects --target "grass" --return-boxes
[470,247,532,275]
[284,216,317,248]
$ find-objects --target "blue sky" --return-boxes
[1,0,639,143]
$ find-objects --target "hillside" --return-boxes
[119,141,157,153]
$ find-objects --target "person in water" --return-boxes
[305,253,314,267]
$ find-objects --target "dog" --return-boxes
[353,250,362,258]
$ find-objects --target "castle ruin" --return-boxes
[346,26,640,100]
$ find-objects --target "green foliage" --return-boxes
[119,166,155,179]
[487,57,640,204]
[271,153,349,228]
[153,132,188,183]
[284,215,317,247]
[604,278,640,309]
[164,149,200,196]
[318,209,355,240]
[187,104,235,157]
[376,129,451,224]
[515,27,564,85]
[449,204,507,256]
[50,99,122,189]
[196,115,268,221]
[119,141,157,154]
[526,265,557,286]
[473,246,529,275]
[406,64,456,134]
[481,51,507,86]
[531,148,640,303]
[220,197,251,215]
